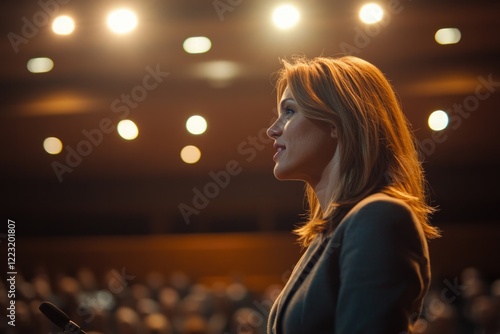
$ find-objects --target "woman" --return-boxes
[266,56,440,334]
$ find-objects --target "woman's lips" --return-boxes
[273,145,286,161]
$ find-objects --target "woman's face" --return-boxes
[267,87,338,186]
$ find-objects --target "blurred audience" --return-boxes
[1,265,499,334]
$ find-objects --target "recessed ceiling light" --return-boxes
[107,9,138,34]
[183,36,212,54]
[27,57,54,73]
[435,28,461,45]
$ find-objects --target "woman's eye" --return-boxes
[284,108,295,117]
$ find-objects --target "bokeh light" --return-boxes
[186,115,207,135]
[435,28,461,45]
[359,3,384,24]
[180,145,201,164]
[107,9,138,34]
[52,15,75,35]
[428,110,449,131]
[117,119,139,140]
[272,4,300,30]
[183,37,212,54]
[193,60,241,82]
[43,137,63,154]
[27,57,54,73]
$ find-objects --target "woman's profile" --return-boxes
[266,55,440,334]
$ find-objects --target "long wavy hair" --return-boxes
[275,56,440,247]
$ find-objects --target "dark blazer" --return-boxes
[267,193,431,334]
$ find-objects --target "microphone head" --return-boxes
[39,301,70,329]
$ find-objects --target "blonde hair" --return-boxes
[275,56,440,246]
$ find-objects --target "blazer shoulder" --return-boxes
[356,193,414,219]
[335,193,425,246]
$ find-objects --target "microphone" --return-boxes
[39,301,87,334]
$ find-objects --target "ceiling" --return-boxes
[1,0,500,233]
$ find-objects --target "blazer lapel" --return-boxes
[273,235,330,333]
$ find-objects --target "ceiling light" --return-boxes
[272,4,300,30]
[52,15,75,35]
[117,119,139,140]
[27,57,54,73]
[428,110,449,131]
[107,9,137,34]
[180,145,201,164]
[43,137,63,154]
[435,28,461,45]
[183,36,212,54]
[359,3,384,24]
[186,115,207,135]
[192,60,241,82]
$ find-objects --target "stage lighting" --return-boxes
[183,36,212,54]
[52,15,75,35]
[359,3,384,24]
[43,137,63,154]
[435,28,461,45]
[428,110,449,131]
[27,57,54,73]
[180,145,201,164]
[117,120,139,140]
[272,4,300,30]
[186,115,207,135]
[107,9,137,34]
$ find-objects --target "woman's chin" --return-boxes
[273,165,286,180]
[273,165,294,181]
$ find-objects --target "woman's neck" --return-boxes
[311,151,341,214]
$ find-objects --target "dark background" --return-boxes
[1,1,500,333]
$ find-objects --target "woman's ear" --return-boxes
[330,125,338,139]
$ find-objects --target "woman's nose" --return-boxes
[267,120,282,139]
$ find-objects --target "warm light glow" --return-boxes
[435,28,461,45]
[180,145,201,164]
[183,36,212,54]
[117,119,139,140]
[27,57,54,73]
[186,115,207,135]
[52,15,75,35]
[359,3,384,24]
[428,110,449,131]
[20,92,100,116]
[192,60,241,81]
[107,9,137,34]
[272,4,300,30]
[43,137,63,154]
